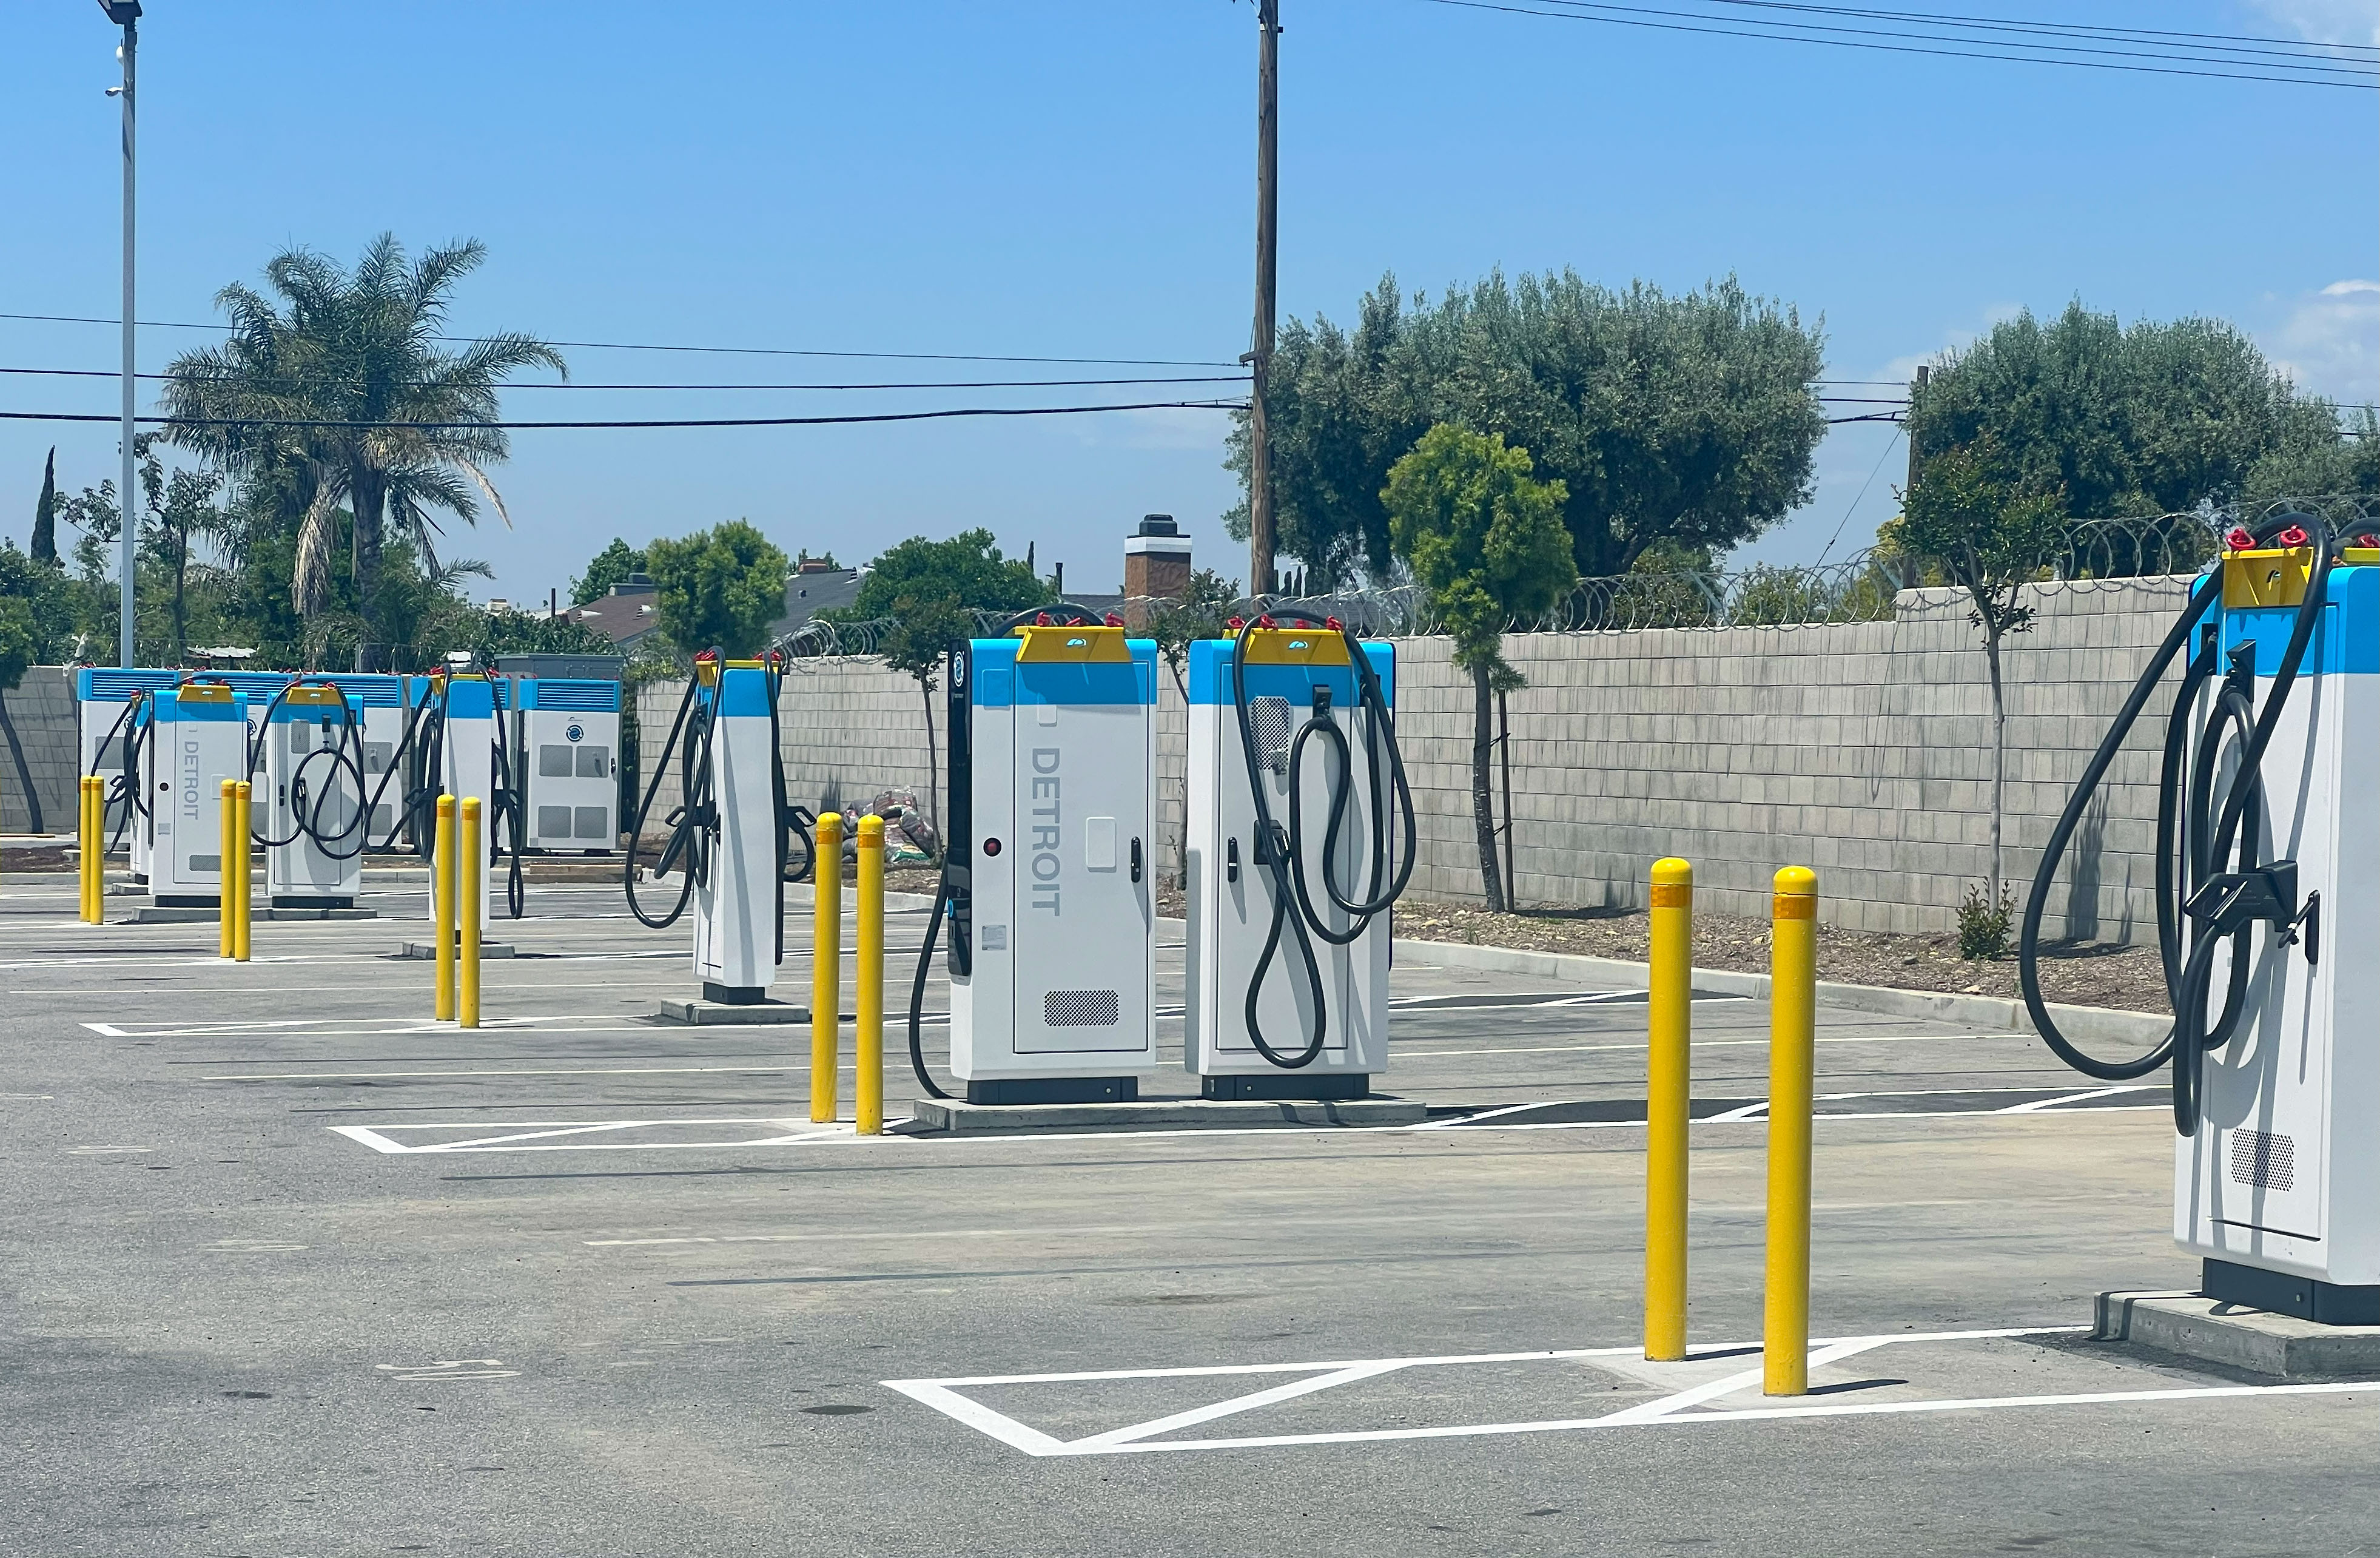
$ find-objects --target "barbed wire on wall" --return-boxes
[767,495,2380,659]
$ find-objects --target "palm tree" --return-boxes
[160,234,563,641]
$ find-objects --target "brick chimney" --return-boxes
[1123,513,1191,599]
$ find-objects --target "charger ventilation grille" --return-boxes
[1252,696,1293,776]
[2230,1129,2296,1192]
[1044,990,1120,1027]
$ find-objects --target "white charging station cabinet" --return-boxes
[1184,631,1394,1099]
[516,676,620,852]
[428,673,500,921]
[144,683,249,907]
[689,661,782,1002]
[944,625,1157,1104]
[2179,563,2380,1317]
[76,667,178,880]
[263,683,367,909]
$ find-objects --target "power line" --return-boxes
[0,365,1249,392]
[1815,422,1905,566]
[0,312,1245,369]
[1526,0,2380,73]
[1706,1,2379,57]
[0,400,1246,431]
[1419,0,2380,87]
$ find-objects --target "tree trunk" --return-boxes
[1470,658,1506,913]
[0,686,42,835]
[919,676,940,843]
[170,536,189,666]
[351,465,386,636]
[1983,620,2005,903]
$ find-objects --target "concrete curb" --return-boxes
[908,1095,1427,1135]
[1391,936,2167,1047]
[2095,1291,2380,1379]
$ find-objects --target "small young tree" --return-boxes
[1897,439,2067,918]
[645,520,790,658]
[839,530,1051,838]
[1381,423,1575,912]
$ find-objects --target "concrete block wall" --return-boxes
[1405,575,2194,936]
[1,668,78,835]
[639,574,2196,942]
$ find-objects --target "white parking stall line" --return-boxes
[886,1325,2371,1457]
[330,1118,860,1154]
[2000,1085,2156,1112]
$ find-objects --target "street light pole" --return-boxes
[1248,0,1279,598]
[100,1,142,669]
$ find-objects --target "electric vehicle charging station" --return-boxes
[142,682,249,908]
[76,667,177,877]
[625,652,802,1011]
[423,671,503,922]
[1185,613,1414,1101]
[2025,512,2380,1324]
[514,676,621,853]
[320,673,409,845]
[910,613,1158,1105]
[688,659,783,1002]
[258,683,369,909]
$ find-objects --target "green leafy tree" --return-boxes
[1382,425,1575,912]
[1908,301,2347,527]
[570,538,648,607]
[32,448,59,567]
[647,520,789,658]
[2246,406,2380,504]
[0,538,77,831]
[1897,440,2068,919]
[840,528,1053,836]
[1231,270,1826,586]
[160,234,565,638]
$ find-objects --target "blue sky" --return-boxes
[2,1,2373,609]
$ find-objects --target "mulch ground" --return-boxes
[1141,882,2166,1016]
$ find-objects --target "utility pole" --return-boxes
[1904,363,1928,494]
[101,1,142,669]
[1247,0,1280,597]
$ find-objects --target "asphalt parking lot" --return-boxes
[5,872,2373,1556]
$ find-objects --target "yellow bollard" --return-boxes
[1645,857,1693,1362]
[232,781,252,962]
[434,795,457,1021]
[459,797,483,1029]
[220,778,237,957]
[79,775,101,923]
[811,812,844,1123]
[855,815,885,1135]
[1764,865,1818,1396]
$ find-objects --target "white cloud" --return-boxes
[2258,278,2380,406]
[1878,302,2027,382]
[2240,1,2380,47]
[1069,405,1234,451]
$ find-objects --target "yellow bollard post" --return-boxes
[1764,865,1818,1397]
[232,781,253,962]
[434,795,457,1021]
[80,775,101,923]
[811,811,844,1124]
[855,815,885,1135]
[1645,857,1693,1362]
[220,778,237,958]
[459,797,483,1029]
